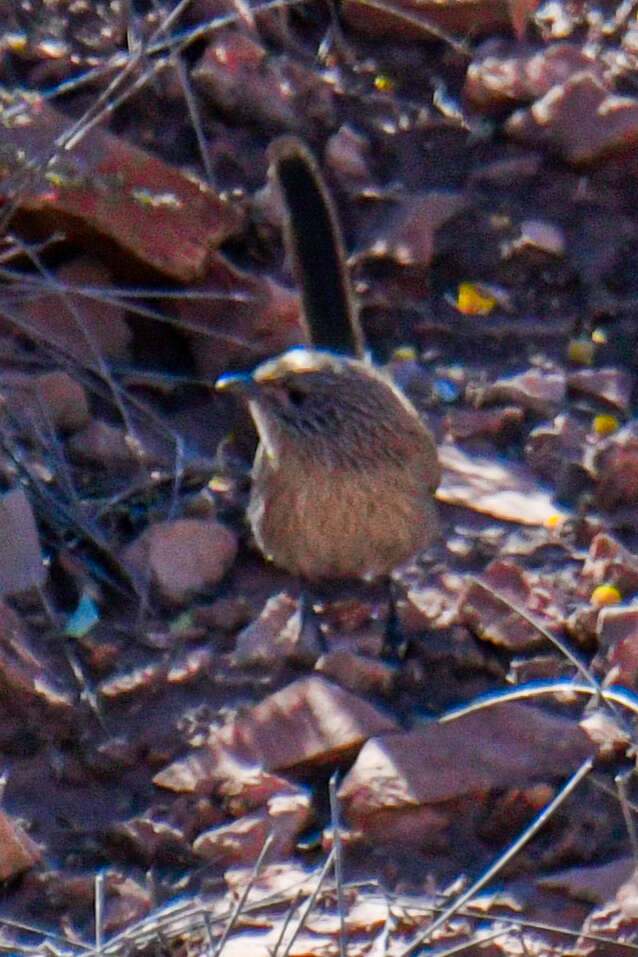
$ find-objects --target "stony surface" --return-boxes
[0,1,636,953]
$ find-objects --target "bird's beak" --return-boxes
[215,371,260,398]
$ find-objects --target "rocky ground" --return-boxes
[0,0,637,954]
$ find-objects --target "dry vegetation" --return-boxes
[0,0,637,955]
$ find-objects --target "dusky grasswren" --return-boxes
[217,137,440,580]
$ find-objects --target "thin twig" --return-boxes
[95,871,106,954]
[397,757,594,957]
[63,644,111,736]
[271,890,303,957]
[330,772,347,957]
[439,678,638,725]
[468,575,598,691]
[212,831,275,957]
[280,847,336,957]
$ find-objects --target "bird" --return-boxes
[216,137,440,581]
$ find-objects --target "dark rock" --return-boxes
[341,0,539,42]
[0,812,42,880]
[0,98,242,281]
[34,370,90,432]
[465,43,598,113]
[233,592,322,668]
[479,367,566,417]
[123,519,238,605]
[338,703,594,839]
[581,533,638,597]
[506,72,638,165]
[568,368,633,414]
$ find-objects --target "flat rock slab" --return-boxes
[437,442,564,525]
[155,676,399,792]
[341,0,539,41]
[0,95,243,281]
[339,702,594,821]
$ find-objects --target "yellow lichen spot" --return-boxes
[591,584,621,607]
[5,32,27,52]
[545,513,564,530]
[131,188,181,209]
[456,282,496,315]
[374,74,395,92]
[591,327,607,345]
[593,414,618,437]
[45,170,67,187]
[208,475,233,493]
[391,345,418,361]
[567,337,594,365]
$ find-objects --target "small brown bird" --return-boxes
[217,138,440,581]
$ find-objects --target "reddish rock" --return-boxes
[444,405,524,442]
[465,43,597,113]
[594,429,638,510]
[193,596,254,632]
[182,259,307,380]
[123,518,237,605]
[193,788,312,866]
[437,442,563,526]
[581,533,638,596]
[34,370,90,432]
[233,592,321,668]
[98,661,164,700]
[193,810,272,867]
[341,0,539,42]
[399,574,462,631]
[363,192,467,268]
[338,703,594,831]
[153,743,297,804]
[67,420,139,469]
[503,218,566,258]
[564,604,600,650]
[152,744,221,794]
[340,804,450,849]
[315,649,396,698]
[568,368,633,414]
[35,870,95,910]
[596,607,638,691]
[539,858,634,904]
[0,97,242,281]
[215,675,397,769]
[109,815,191,866]
[0,488,45,596]
[580,710,631,760]
[193,30,335,134]
[506,72,638,165]
[459,561,554,651]
[325,125,371,187]
[0,600,71,711]
[155,676,399,792]
[525,415,587,483]
[102,874,151,935]
[468,153,542,186]
[0,811,41,880]
[479,367,566,417]
[219,765,302,816]
[14,257,131,365]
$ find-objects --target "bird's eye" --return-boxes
[287,387,307,406]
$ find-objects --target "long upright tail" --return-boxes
[268,136,365,358]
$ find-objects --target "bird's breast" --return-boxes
[247,441,438,579]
